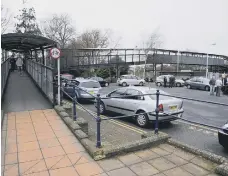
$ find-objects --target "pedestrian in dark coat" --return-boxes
[164,76,167,87]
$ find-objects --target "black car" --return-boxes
[218,122,228,149]
[90,77,109,87]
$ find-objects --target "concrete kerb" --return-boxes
[168,138,228,176]
[54,105,172,160]
[103,132,169,159]
[54,105,103,160]
[62,104,89,134]
[54,105,228,174]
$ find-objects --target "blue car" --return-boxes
[63,79,101,101]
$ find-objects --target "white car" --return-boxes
[97,86,184,127]
[156,75,185,87]
[117,75,145,87]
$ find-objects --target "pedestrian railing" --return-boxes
[26,60,55,105]
[60,83,228,148]
[1,59,10,97]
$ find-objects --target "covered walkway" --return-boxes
[2,71,52,113]
[1,33,57,114]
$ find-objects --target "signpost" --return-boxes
[50,48,61,105]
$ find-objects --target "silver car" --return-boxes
[156,75,185,87]
[185,77,210,91]
[97,86,184,127]
[63,79,101,100]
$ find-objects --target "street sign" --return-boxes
[50,47,61,105]
[50,48,61,59]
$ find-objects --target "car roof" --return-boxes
[118,86,157,92]
[77,79,99,83]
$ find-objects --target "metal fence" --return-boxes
[26,59,55,104]
[60,83,228,148]
[1,59,10,96]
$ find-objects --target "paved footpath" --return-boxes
[1,109,220,176]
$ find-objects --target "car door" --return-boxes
[189,77,197,88]
[132,76,140,85]
[105,88,127,114]
[196,77,204,90]
[120,89,144,115]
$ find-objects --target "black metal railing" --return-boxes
[60,82,228,148]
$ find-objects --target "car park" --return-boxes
[96,86,184,128]
[185,77,210,91]
[155,75,185,87]
[218,122,228,149]
[63,79,101,101]
[117,75,145,87]
[90,77,109,87]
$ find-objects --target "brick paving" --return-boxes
[1,109,220,176]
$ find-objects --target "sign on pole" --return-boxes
[50,48,61,105]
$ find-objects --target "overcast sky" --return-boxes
[2,0,228,55]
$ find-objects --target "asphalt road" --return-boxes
[66,83,228,158]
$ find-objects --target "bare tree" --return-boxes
[1,6,12,34]
[142,31,163,78]
[43,14,76,48]
[76,29,111,48]
[69,29,112,65]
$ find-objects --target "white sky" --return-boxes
[2,0,228,55]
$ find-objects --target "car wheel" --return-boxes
[122,82,127,87]
[139,82,144,86]
[176,83,181,87]
[205,86,210,91]
[136,111,149,128]
[99,102,106,114]
[105,82,109,87]
[187,85,191,89]
[156,82,162,87]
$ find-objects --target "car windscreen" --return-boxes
[146,90,171,100]
[80,81,101,88]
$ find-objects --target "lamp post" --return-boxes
[177,50,180,74]
[206,43,216,78]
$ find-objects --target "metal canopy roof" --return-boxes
[1,33,56,51]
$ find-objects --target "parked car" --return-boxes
[96,86,184,127]
[155,75,185,87]
[90,77,109,87]
[63,79,101,101]
[75,77,85,80]
[117,75,146,87]
[185,77,210,91]
[55,73,74,83]
[218,122,228,149]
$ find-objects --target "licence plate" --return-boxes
[89,91,94,95]
[169,105,177,110]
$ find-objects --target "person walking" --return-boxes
[169,76,173,88]
[215,77,222,97]
[173,76,176,87]
[16,56,23,75]
[10,56,16,72]
[209,75,216,95]
[164,76,167,88]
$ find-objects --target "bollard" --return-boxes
[73,85,77,121]
[60,79,63,106]
[96,94,101,148]
[155,90,160,134]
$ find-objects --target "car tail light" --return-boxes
[158,104,163,112]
